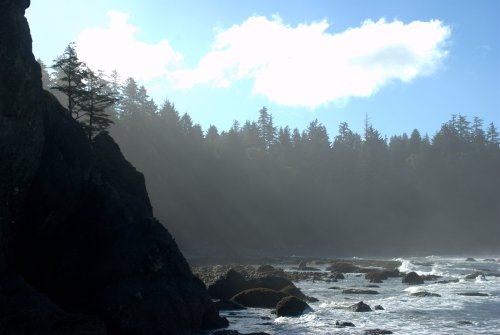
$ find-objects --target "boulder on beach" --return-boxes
[457,321,473,325]
[465,272,485,280]
[457,292,489,297]
[374,305,384,310]
[208,269,248,300]
[257,265,276,273]
[248,276,294,292]
[214,300,247,311]
[231,288,288,308]
[212,331,271,335]
[280,284,318,303]
[402,272,424,285]
[336,321,355,327]
[365,329,393,334]
[342,289,379,295]
[365,270,399,283]
[437,279,459,284]
[275,296,312,317]
[410,291,441,297]
[331,273,345,280]
[326,262,361,273]
[349,301,372,312]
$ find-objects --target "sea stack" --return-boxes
[0,0,226,333]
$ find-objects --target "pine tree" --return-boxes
[486,122,500,145]
[78,67,117,139]
[257,106,276,150]
[159,99,180,126]
[51,43,85,118]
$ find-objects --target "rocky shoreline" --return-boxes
[192,257,498,335]
[190,258,401,334]
[191,257,402,286]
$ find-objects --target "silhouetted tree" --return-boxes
[486,122,500,145]
[258,106,276,150]
[159,99,180,126]
[78,67,117,139]
[51,43,85,118]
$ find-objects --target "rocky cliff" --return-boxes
[0,0,227,333]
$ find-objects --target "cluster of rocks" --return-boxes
[198,258,494,333]
[192,263,330,284]
[206,269,315,317]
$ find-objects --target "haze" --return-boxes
[29,0,500,257]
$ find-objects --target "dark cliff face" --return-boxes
[0,0,226,334]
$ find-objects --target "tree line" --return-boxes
[40,46,500,256]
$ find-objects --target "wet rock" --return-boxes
[437,279,459,284]
[335,321,355,327]
[402,271,424,285]
[257,265,275,273]
[410,291,441,297]
[421,274,441,281]
[231,288,288,308]
[349,301,372,312]
[280,284,318,303]
[365,270,399,283]
[248,276,295,292]
[208,270,317,305]
[374,305,384,310]
[465,258,476,262]
[457,292,489,297]
[214,300,247,311]
[342,289,379,295]
[328,286,342,290]
[483,259,496,262]
[365,329,393,334]
[208,269,248,300]
[275,296,312,317]
[212,331,271,335]
[465,272,485,280]
[365,284,380,288]
[457,321,473,325]
[331,273,345,280]
[326,262,361,273]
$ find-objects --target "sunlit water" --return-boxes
[212,256,500,334]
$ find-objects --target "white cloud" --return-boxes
[76,11,183,82]
[172,16,451,108]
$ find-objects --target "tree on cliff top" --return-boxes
[51,43,116,139]
[51,43,85,119]
[79,67,116,140]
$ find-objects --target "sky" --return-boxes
[26,0,500,138]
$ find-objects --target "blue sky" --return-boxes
[27,0,499,138]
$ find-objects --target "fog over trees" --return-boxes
[40,57,500,257]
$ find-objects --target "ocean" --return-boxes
[214,256,500,334]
